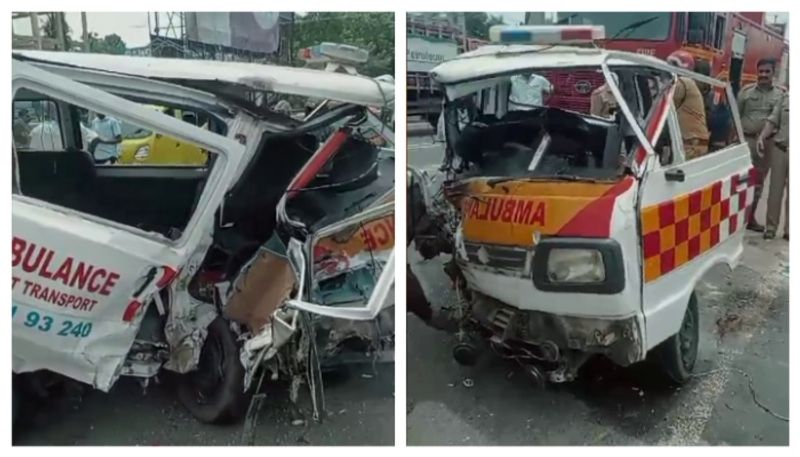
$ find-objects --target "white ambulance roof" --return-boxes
[13,50,394,107]
[431,45,666,85]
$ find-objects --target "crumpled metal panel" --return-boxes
[224,247,297,334]
[163,231,219,373]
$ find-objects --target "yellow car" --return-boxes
[118,105,208,166]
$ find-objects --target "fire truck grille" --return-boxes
[541,69,605,114]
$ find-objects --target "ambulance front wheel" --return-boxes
[654,292,699,384]
[177,317,249,424]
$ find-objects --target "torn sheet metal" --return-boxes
[315,306,395,359]
[162,292,218,373]
[224,245,297,334]
[312,213,394,284]
[162,230,219,373]
[241,308,299,390]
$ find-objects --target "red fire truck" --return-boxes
[527,12,789,113]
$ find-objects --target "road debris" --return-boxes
[462,378,474,388]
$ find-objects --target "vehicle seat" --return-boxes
[17,148,97,211]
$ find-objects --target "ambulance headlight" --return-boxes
[547,249,605,283]
[532,239,624,294]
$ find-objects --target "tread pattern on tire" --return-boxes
[177,317,249,424]
[654,292,699,385]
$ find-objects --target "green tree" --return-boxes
[464,12,506,40]
[42,13,73,50]
[89,33,127,55]
[291,12,394,77]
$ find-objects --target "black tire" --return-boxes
[12,376,21,426]
[177,317,248,424]
[653,292,700,384]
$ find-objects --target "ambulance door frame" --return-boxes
[283,191,395,321]
[12,60,244,252]
[634,76,749,349]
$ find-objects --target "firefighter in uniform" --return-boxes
[590,73,619,119]
[737,58,786,232]
[758,91,789,240]
[666,50,710,161]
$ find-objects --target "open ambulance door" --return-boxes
[11,60,244,391]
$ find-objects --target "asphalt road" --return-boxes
[406,140,790,445]
[14,363,394,446]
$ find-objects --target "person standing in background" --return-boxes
[90,113,123,164]
[666,50,710,161]
[590,73,619,119]
[737,58,785,232]
[13,113,30,148]
[509,73,552,110]
[758,91,789,241]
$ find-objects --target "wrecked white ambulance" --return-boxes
[408,26,753,386]
[12,51,394,424]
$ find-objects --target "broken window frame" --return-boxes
[439,64,662,180]
[11,61,244,250]
[286,237,395,321]
[600,51,745,174]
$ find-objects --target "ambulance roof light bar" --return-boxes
[298,42,369,65]
[298,42,369,75]
[489,25,606,46]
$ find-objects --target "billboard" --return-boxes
[185,12,281,53]
[407,36,459,73]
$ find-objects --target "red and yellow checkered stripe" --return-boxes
[641,168,756,283]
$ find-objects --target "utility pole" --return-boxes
[54,12,67,51]
[525,12,546,25]
[30,12,42,50]
[82,12,89,52]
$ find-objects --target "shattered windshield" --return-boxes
[443,66,671,181]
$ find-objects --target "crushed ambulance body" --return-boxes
[12,48,394,425]
[408,25,752,384]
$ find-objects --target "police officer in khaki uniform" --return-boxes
[590,84,617,118]
[590,73,619,119]
[737,57,786,232]
[666,51,710,161]
[758,91,789,240]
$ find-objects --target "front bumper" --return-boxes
[469,291,644,367]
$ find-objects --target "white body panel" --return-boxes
[14,50,394,107]
[456,182,642,319]
[640,143,752,350]
[12,62,243,390]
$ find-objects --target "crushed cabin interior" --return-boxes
[442,65,675,180]
[14,85,392,285]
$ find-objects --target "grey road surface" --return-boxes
[14,364,394,446]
